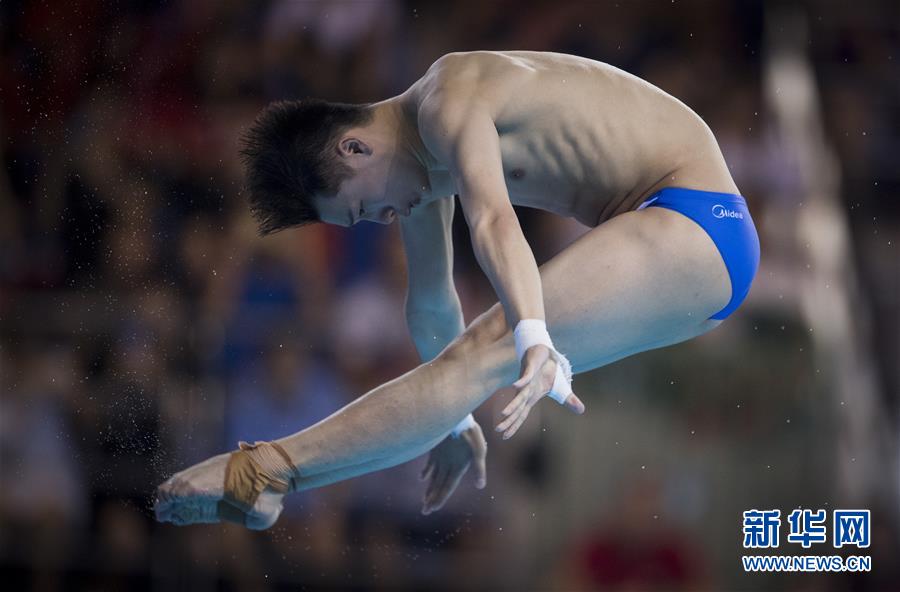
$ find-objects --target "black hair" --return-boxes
[239,99,372,234]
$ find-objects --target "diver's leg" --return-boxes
[155,306,518,528]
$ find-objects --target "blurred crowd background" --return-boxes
[2,1,898,590]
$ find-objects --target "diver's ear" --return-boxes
[338,137,372,157]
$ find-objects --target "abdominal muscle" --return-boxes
[494,115,740,228]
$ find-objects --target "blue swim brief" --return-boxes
[637,187,760,320]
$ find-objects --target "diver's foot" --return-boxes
[154,445,289,530]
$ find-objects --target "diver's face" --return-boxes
[314,137,429,227]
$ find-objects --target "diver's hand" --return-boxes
[420,422,487,515]
[496,344,584,439]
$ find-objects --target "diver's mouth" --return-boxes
[404,196,422,217]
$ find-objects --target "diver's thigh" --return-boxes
[539,207,730,373]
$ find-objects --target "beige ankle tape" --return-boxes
[222,441,298,513]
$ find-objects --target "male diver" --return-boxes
[155,51,759,528]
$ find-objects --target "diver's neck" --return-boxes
[371,97,436,171]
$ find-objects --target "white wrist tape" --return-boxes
[513,319,573,405]
[513,319,553,361]
[450,413,477,437]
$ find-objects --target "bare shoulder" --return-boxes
[412,51,541,102]
[412,52,495,115]
[409,50,618,130]
[410,52,520,163]
[419,51,493,88]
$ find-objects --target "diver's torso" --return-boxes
[412,50,739,227]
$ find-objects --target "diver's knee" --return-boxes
[467,304,511,345]
[440,305,509,362]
